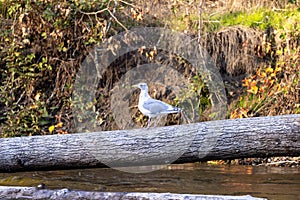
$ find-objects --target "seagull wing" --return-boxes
[143,98,180,115]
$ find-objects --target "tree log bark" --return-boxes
[0,186,267,200]
[0,114,299,172]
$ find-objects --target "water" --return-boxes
[0,163,299,200]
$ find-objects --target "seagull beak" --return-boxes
[132,84,139,88]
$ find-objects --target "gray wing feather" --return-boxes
[143,98,179,114]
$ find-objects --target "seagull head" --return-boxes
[133,82,149,92]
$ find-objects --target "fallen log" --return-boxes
[0,114,299,172]
[0,186,267,200]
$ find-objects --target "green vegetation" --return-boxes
[0,0,299,137]
[168,1,300,119]
[169,3,300,33]
[0,0,120,136]
[174,75,212,122]
[231,44,300,118]
[210,7,300,31]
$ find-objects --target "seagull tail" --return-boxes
[165,105,181,113]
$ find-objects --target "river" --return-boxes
[0,163,299,200]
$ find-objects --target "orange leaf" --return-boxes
[265,67,274,73]
[270,72,276,77]
[247,85,258,94]
[55,122,63,128]
[136,13,143,21]
[257,69,267,78]
[242,79,250,87]
[275,67,282,72]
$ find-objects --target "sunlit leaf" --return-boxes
[247,85,258,94]
[48,125,55,134]
[35,93,41,101]
[55,122,63,128]
[265,67,274,73]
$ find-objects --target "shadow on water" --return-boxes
[0,163,299,200]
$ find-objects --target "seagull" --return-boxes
[133,83,181,127]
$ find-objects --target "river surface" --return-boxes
[0,163,299,200]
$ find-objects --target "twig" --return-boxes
[118,0,137,8]
[261,160,298,166]
[77,8,108,15]
[107,9,128,31]
[15,91,25,106]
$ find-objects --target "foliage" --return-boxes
[230,46,300,118]
[175,75,211,122]
[211,7,300,32]
[0,0,155,136]
[1,0,299,136]
[168,2,300,33]
[164,0,300,119]
[0,0,135,137]
[227,3,300,118]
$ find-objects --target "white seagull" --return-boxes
[133,83,180,127]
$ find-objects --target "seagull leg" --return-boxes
[146,117,151,128]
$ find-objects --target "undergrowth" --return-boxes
[209,6,300,32]
[169,3,300,33]
[166,1,300,118]
[0,0,299,136]
[0,0,138,137]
